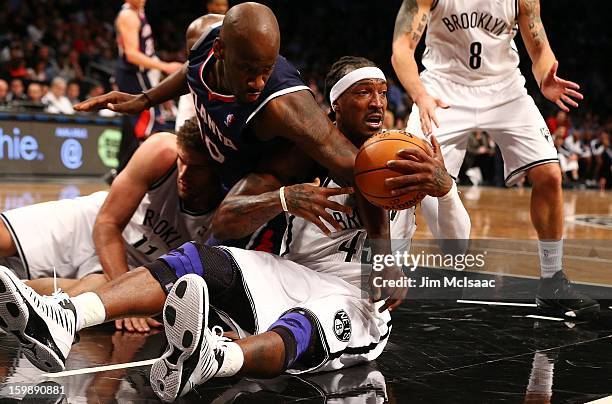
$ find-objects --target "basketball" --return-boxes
[354,130,432,210]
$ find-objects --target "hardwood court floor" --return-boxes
[413,185,612,285]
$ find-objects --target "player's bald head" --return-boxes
[213,2,281,103]
[220,2,280,55]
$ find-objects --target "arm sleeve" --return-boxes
[420,182,471,254]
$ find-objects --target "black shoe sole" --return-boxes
[0,269,66,371]
[150,275,209,402]
[536,297,600,319]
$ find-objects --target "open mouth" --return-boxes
[365,113,383,129]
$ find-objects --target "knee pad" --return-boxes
[143,242,256,333]
[144,241,237,294]
[269,310,318,370]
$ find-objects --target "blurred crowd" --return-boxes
[0,0,119,113]
[0,0,609,188]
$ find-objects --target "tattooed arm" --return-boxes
[518,0,583,111]
[211,145,353,240]
[250,91,356,185]
[391,0,447,135]
[518,0,555,86]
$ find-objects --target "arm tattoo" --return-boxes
[433,166,451,194]
[282,94,355,161]
[286,184,313,212]
[393,0,419,42]
[224,195,279,230]
[524,0,548,48]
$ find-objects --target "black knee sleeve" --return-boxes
[143,259,178,295]
[143,242,256,333]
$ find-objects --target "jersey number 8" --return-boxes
[469,41,482,70]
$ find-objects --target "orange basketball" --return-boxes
[354,130,432,210]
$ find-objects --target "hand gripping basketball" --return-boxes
[385,134,453,198]
[354,130,436,209]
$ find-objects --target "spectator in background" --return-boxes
[8,79,28,102]
[597,131,611,190]
[555,133,579,183]
[27,60,49,82]
[547,110,569,138]
[41,77,74,114]
[66,81,81,105]
[578,129,595,183]
[87,83,105,99]
[395,116,406,132]
[35,45,59,79]
[5,46,29,79]
[386,77,406,118]
[26,82,43,103]
[0,79,8,105]
[563,128,592,182]
[57,50,84,82]
[592,129,606,183]
[461,131,496,186]
[206,0,229,14]
[383,109,395,130]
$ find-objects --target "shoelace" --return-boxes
[39,265,74,334]
[187,326,231,389]
[50,265,63,299]
[212,325,232,345]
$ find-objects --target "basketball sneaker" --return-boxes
[536,271,600,318]
[0,266,77,372]
[150,274,229,402]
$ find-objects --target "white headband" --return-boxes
[329,66,386,105]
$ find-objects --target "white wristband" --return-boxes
[279,186,289,212]
[438,181,457,202]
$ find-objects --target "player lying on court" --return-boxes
[0,56,470,402]
[390,0,598,318]
[0,118,222,332]
[74,3,404,289]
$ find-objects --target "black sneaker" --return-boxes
[536,272,600,319]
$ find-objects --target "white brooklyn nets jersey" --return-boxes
[281,177,416,287]
[422,0,520,86]
[123,165,213,265]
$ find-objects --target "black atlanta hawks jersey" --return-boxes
[187,22,310,189]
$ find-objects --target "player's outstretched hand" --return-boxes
[284,178,354,236]
[74,91,147,115]
[415,93,449,135]
[115,317,163,333]
[369,265,408,313]
[385,135,453,197]
[540,61,583,112]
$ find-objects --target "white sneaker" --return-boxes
[0,266,76,372]
[150,274,227,402]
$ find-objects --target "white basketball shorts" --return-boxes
[406,69,558,185]
[221,247,392,374]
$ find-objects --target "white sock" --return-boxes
[72,292,106,331]
[526,352,554,394]
[215,341,244,378]
[538,240,563,278]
